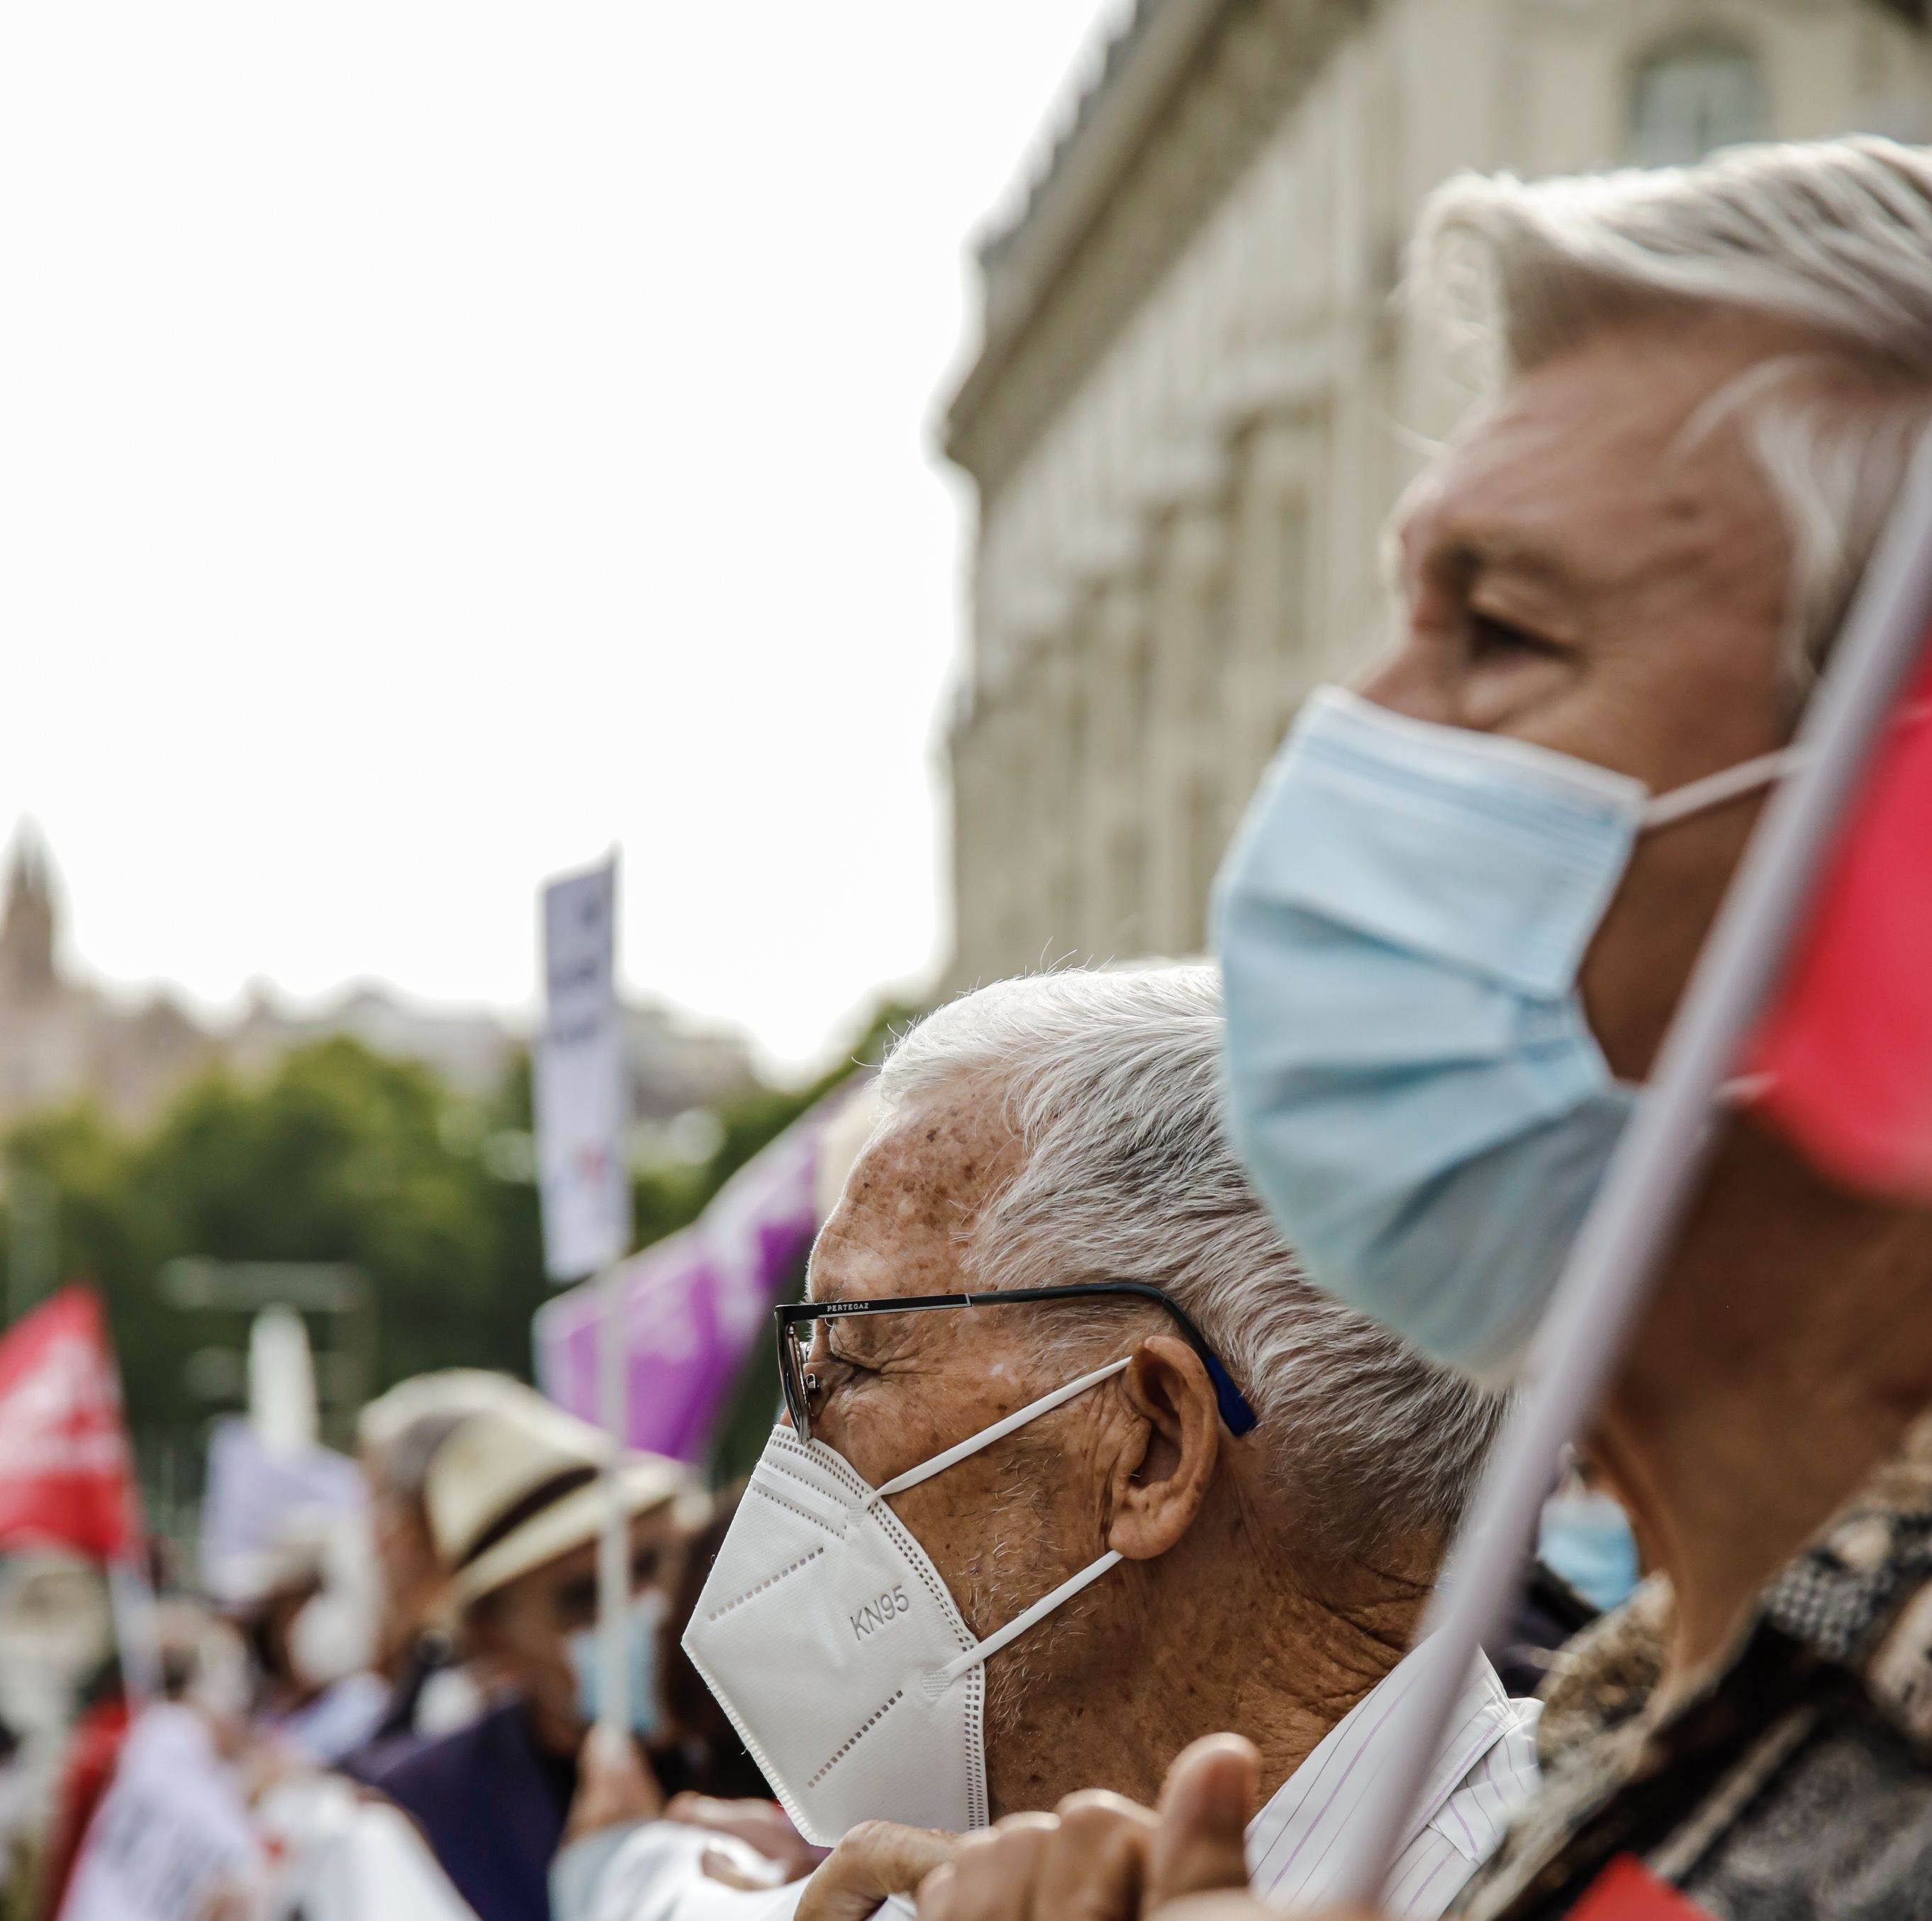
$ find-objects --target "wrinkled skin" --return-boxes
[800,1083,1434,1822]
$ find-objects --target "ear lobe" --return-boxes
[1107,1336,1221,1562]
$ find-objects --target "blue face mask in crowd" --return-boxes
[569,1587,668,1739]
[1539,1486,1641,1613]
[1215,686,1797,1383]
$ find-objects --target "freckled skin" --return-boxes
[803,1086,1440,1818]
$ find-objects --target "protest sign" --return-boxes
[534,857,632,1282]
[0,1286,140,1562]
[196,1415,364,1607]
[59,1703,261,1921]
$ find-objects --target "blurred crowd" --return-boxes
[0,1365,831,1921]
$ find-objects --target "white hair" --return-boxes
[1410,135,1932,667]
[873,967,1507,1564]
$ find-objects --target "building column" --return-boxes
[1146,502,1230,954]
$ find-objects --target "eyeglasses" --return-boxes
[774,1281,1258,1445]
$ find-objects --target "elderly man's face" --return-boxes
[803,1091,1150,1735]
[1363,315,1816,1077]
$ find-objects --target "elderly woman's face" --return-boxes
[1361,313,1814,1079]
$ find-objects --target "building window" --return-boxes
[1630,41,1764,167]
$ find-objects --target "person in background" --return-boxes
[652,1484,774,1806]
[912,133,1932,1921]
[345,1369,542,1776]
[553,969,1534,1921]
[33,1659,126,1921]
[364,1391,697,1921]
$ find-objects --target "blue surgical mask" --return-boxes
[569,1588,668,1739]
[1539,1487,1641,1613]
[1215,687,1794,1383]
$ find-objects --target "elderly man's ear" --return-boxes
[1107,1336,1222,1560]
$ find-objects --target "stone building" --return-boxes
[0,830,219,1125]
[942,0,1932,985]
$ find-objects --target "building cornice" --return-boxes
[944,0,1372,498]
[976,0,1234,357]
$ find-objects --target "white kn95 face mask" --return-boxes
[681,1356,1131,1846]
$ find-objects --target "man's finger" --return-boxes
[933,1815,1056,1921]
[917,1861,959,1921]
[1149,1735,1258,1905]
[1036,1790,1156,1921]
[797,1820,961,1921]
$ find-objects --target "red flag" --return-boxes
[1569,1858,1714,1920]
[1748,637,1932,1196]
[0,1286,141,1561]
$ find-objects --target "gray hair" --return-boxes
[873,967,1507,1564]
[1410,135,1932,667]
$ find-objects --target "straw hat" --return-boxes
[426,1393,691,1612]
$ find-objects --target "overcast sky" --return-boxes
[0,2,1118,1076]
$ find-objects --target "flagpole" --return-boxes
[596,1254,630,1742]
[1324,427,1932,1906]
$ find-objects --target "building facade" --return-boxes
[942,0,1932,985]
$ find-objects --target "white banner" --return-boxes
[60,1705,260,1921]
[535,856,632,1281]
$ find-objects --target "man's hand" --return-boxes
[562,1724,666,1845]
[794,1820,957,1921]
[916,1734,1260,1921]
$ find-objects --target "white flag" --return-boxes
[534,857,632,1281]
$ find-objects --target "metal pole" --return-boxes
[1325,428,1932,1905]
[596,1257,630,1739]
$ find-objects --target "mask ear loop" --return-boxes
[855,1355,1137,1696]
[1641,743,1810,831]
[927,1549,1127,1692]
[861,1357,1134,1510]
[1639,744,1809,1108]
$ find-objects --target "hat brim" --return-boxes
[450,1457,687,1611]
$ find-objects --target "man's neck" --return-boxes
[1596,1120,1932,1698]
[1223,1569,1424,1798]
[985,1503,1428,1815]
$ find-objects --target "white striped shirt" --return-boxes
[1246,1647,1541,1919]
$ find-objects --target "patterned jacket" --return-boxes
[1456,1412,1932,1920]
